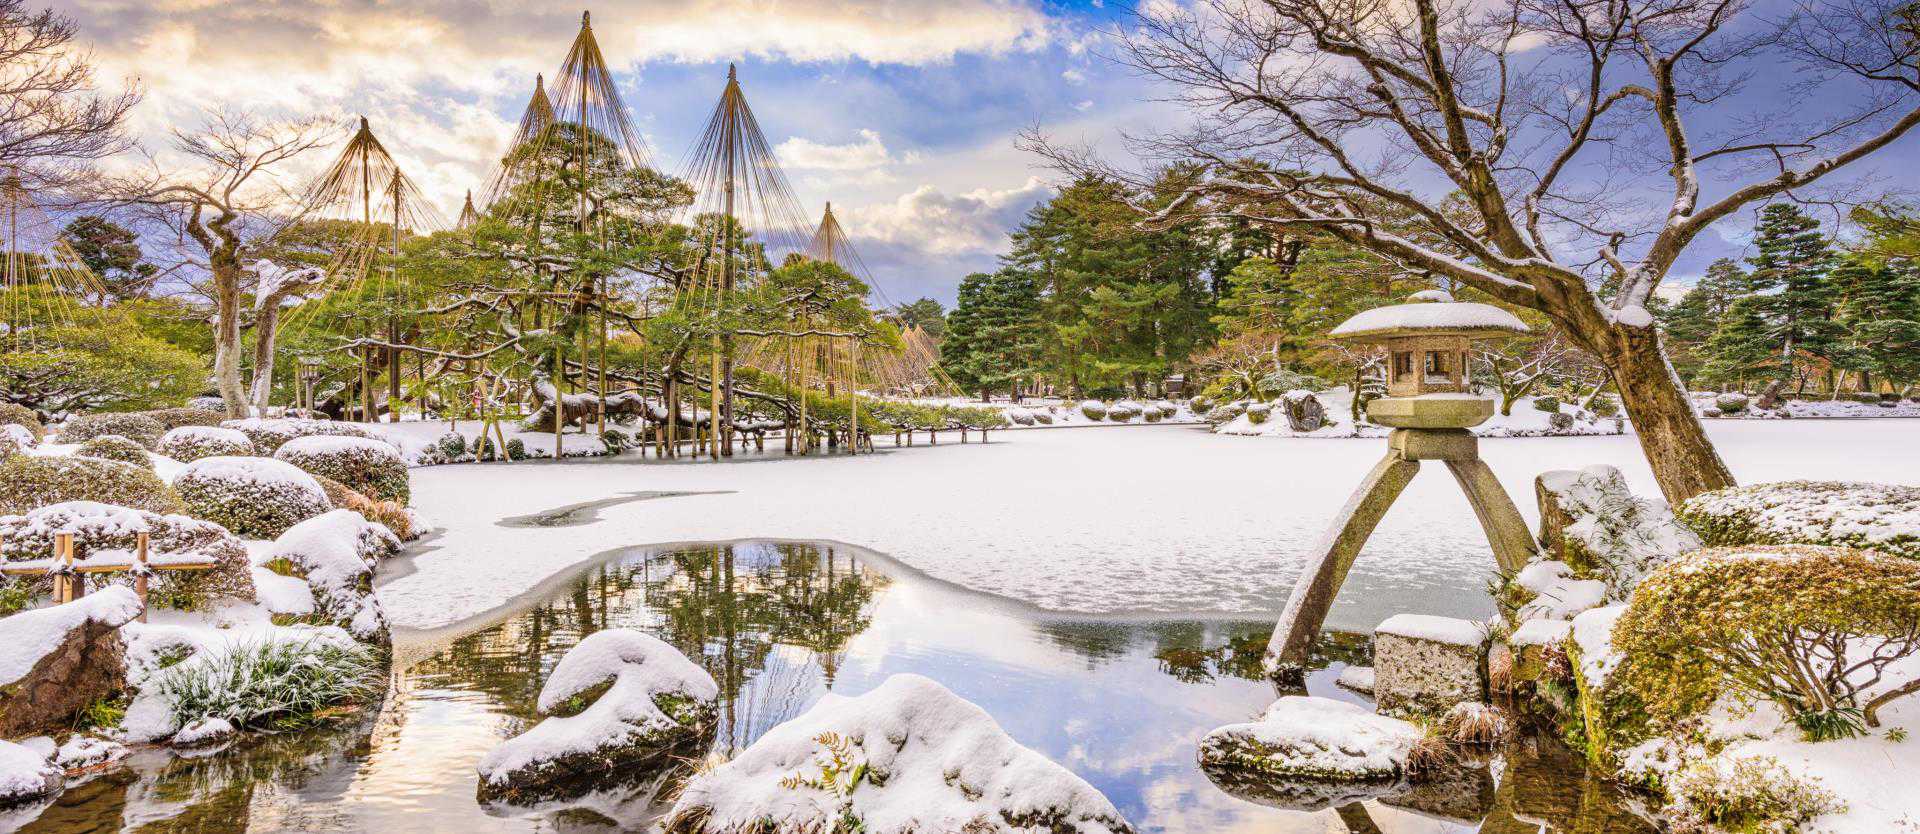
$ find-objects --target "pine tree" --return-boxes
[937,269,1042,400]
[1835,255,1920,392]
[1661,258,1749,380]
[1745,204,1842,386]
[1702,295,1781,385]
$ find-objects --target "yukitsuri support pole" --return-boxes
[848,339,859,456]
[1263,428,1535,681]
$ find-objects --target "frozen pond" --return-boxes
[384,419,1920,635]
[24,541,1652,833]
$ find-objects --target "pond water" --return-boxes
[19,541,1656,833]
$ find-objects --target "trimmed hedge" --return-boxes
[1680,480,1920,560]
[156,426,257,463]
[312,475,416,541]
[0,403,44,443]
[0,502,256,608]
[274,435,409,504]
[0,455,183,515]
[142,407,226,431]
[220,418,376,456]
[75,435,154,470]
[172,456,332,539]
[61,412,167,449]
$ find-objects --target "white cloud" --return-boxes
[776,129,894,170]
[1062,68,1086,84]
[843,177,1054,257]
[1074,99,1094,111]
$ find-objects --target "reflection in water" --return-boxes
[23,541,1654,833]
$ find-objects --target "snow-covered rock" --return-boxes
[0,588,142,736]
[264,510,396,641]
[479,628,717,804]
[1335,665,1375,695]
[172,455,332,538]
[1571,604,1629,688]
[170,716,236,748]
[1200,695,1421,786]
[1511,560,1608,623]
[1373,614,1486,717]
[664,673,1132,834]
[1535,465,1701,598]
[0,740,61,808]
[53,735,126,770]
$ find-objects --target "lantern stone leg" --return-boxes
[1444,458,1535,573]
[1264,451,1421,680]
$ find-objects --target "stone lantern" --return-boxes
[1264,291,1540,680]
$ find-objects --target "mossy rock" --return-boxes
[0,403,45,443]
[76,435,154,470]
[61,412,166,449]
[0,455,183,516]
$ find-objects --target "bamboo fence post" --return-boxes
[52,532,74,603]
[135,532,150,622]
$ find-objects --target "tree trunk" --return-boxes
[210,259,248,419]
[248,304,283,412]
[1602,324,1736,504]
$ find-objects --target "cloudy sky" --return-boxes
[50,0,1167,307]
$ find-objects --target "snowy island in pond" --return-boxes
[477,628,718,804]
[1198,696,1428,811]
[664,674,1134,834]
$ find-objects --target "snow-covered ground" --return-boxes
[1213,389,1623,438]
[1693,391,1920,419]
[380,420,1920,635]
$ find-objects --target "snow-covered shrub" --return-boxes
[1005,408,1036,426]
[0,424,30,459]
[148,636,380,735]
[1665,756,1842,834]
[664,673,1131,834]
[156,426,256,463]
[1245,402,1271,424]
[263,510,396,641]
[1535,465,1702,599]
[1079,401,1108,421]
[1531,395,1562,413]
[1714,392,1750,415]
[600,428,632,454]
[1190,395,1213,414]
[1547,412,1575,431]
[434,431,468,462]
[1612,546,1920,740]
[506,437,527,460]
[1589,394,1621,417]
[75,435,152,470]
[185,395,226,412]
[311,475,415,541]
[273,435,409,504]
[0,402,45,444]
[219,417,375,456]
[1204,403,1244,425]
[1142,405,1164,422]
[0,502,256,607]
[1107,400,1142,421]
[1437,702,1509,746]
[141,407,225,431]
[60,412,166,448]
[478,629,718,803]
[172,456,331,538]
[0,455,182,516]
[1031,410,1054,425]
[1679,481,1920,560]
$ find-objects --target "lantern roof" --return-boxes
[1329,290,1529,341]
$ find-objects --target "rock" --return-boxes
[1335,665,1375,696]
[1200,695,1421,788]
[0,588,142,737]
[1533,465,1701,597]
[53,736,127,770]
[1678,480,1920,560]
[479,628,718,805]
[170,716,237,748]
[1547,412,1574,431]
[664,673,1132,834]
[1279,390,1327,431]
[0,740,61,808]
[1005,408,1035,426]
[1245,402,1271,424]
[1372,614,1486,717]
[265,510,399,642]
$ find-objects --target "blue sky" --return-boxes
[49,0,1919,307]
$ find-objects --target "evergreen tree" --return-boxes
[1702,295,1782,385]
[58,215,156,303]
[938,270,1041,399]
[1834,255,1920,392]
[1661,258,1749,381]
[1745,204,1843,386]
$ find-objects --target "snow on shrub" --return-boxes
[1,424,35,459]
[156,426,256,463]
[1245,402,1272,424]
[141,407,225,431]
[1079,401,1108,421]
[1679,480,1920,560]
[1031,410,1054,425]
[1205,403,1244,425]
[1612,546,1920,740]
[478,628,718,803]
[664,673,1132,834]
[219,417,375,455]
[0,455,182,516]
[435,431,468,462]
[273,435,409,504]
[0,502,257,607]
[1005,408,1036,426]
[185,395,226,412]
[1107,400,1143,422]
[1664,755,1842,834]
[1535,465,1702,600]
[60,412,166,448]
[125,630,379,743]
[1713,392,1750,415]
[0,403,44,444]
[171,456,331,539]
[311,475,416,541]
[263,509,397,641]
[75,435,153,470]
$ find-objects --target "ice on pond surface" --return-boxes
[19,540,1655,833]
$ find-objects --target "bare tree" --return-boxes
[0,0,138,190]
[1029,0,1920,502]
[115,110,336,417]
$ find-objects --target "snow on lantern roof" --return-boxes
[1329,290,1529,341]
